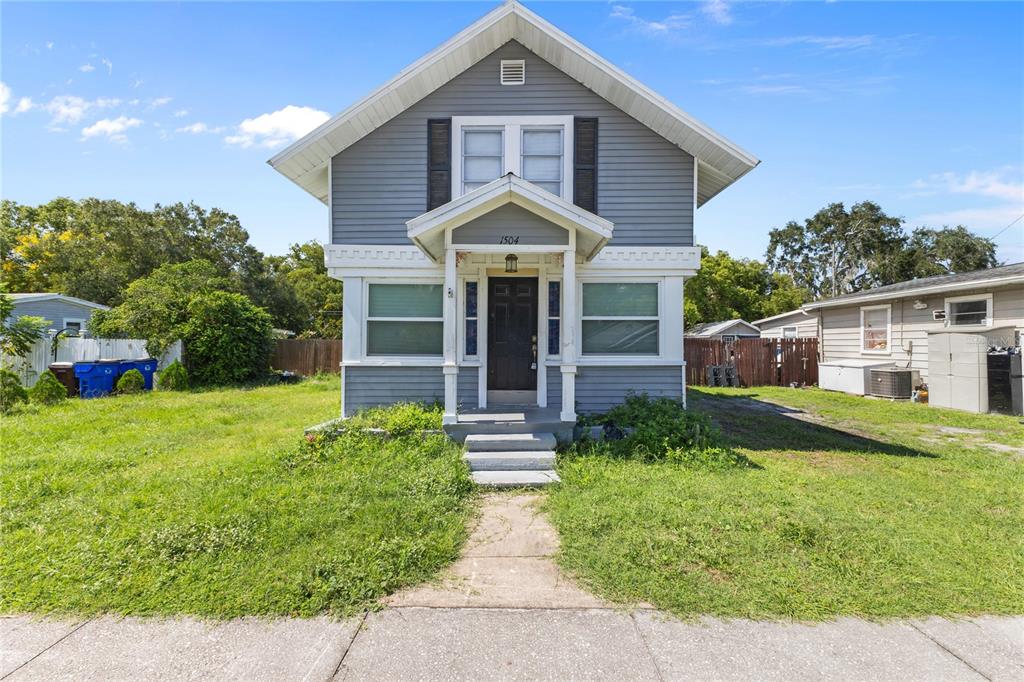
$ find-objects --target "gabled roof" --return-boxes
[7,293,110,310]
[406,173,612,262]
[686,319,760,337]
[268,0,758,207]
[802,262,1024,311]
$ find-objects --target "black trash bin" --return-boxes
[47,362,78,397]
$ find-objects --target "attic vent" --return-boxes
[500,59,525,85]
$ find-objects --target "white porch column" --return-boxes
[443,248,458,425]
[560,248,577,423]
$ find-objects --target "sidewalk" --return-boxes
[3,495,1022,681]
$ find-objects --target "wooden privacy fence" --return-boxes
[272,339,342,375]
[685,338,818,387]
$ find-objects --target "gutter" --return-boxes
[801,275,1024,311]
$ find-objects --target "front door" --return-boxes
[487,277,538,392]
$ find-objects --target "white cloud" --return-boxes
[911,169,1024,203]
[225,105,329,149]
[45,41,54,50]
[173,108,189,118]
[131,79,144,89]
[14,97,34,114]
[43,95,120,126]
[610,5,692,35]
[101,58,113,75]
[0,82,9,114]
[739,84,808,95]
[149,96,173,108]
[81,115,142,142]
[79,63,96,73]
[758,35,877,50]
[911,205,1023,232]
[176,121,224,134]
[701,0,733,26]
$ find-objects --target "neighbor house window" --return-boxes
[860,305,891,353]
[547,280,561,355]
[366,283,443,356]
[581,282,659,355]
[452,116,573,199]
[465,281,478,356]
[782,326,798,339]
[721,335,737,343]
[62,318,85,333]
[521,127,563,196]
[945,294,992,326]
[461,128,504,194]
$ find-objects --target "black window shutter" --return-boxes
[573,117,598,213]
[427,118,451,211]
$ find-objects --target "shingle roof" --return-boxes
[686,319,759,337]
[803,262,1024,310]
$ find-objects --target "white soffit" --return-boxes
[267,1,758,207]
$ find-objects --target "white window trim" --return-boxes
[859,304,892,355]
[363,279,444,361]
[62,317,86,331]
[451,116,574,201]
[782,326,798,339]
[578,278,662,359]
[944,293,993,327]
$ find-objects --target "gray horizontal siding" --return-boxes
[344,366,444,414]
[547,366,562,407]
[575,365,683,414]
[10,300,100,329]
[452,204,568,246]
[458,366,479,409]
[332,41,694,247]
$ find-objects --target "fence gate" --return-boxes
[685,338,818,387]
[271,339,342,375]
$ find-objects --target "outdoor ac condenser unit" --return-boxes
[868,368,916,399]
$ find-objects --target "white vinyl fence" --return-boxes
[2,337,182,388]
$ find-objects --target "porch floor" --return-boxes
[445,406,573,443]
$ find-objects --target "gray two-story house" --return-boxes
[270,1,757,431]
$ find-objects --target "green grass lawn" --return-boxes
[547,387,1024,620]
[1,379,473,618]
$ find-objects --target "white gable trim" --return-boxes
[267,1,758,207]
[8,293,110,311]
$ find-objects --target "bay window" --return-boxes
[366,283,443,356]
[581,282,659,355]
[452,116,573,200]
[860,304,890,353]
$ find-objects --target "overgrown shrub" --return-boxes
[179,291,274,385]
[0,368,28,413]
[28,370,68,405]
[345,402,443,435]
[580,392,748,467]
[116,368,146,394]
[157,360,189,391]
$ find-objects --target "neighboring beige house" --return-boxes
[803,262,1024,382]
[752,309,818,339]
[685,319,760,342]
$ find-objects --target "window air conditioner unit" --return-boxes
[932,310,946,321]
[868,368,917,399]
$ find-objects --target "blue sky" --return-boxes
[2,1,1022,263]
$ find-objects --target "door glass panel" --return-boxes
[548,281,560,317]
[582,283,658,317]
[582,320,659,354]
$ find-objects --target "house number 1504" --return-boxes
[498,235,520,245]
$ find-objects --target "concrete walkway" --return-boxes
[3,494,1022,680]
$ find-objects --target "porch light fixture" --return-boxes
[504,253,519,273]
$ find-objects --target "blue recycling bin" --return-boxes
[119,358,158,390]
[74,361,117,398]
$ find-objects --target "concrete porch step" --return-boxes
[465,450,557,471]
[465,433,557,452]
[471,470,561,488]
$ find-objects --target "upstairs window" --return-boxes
[452,116,573,200]
[945,294,992,326]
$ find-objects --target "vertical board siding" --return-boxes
[451,204,568,245]
[332,41,694,246]
[271,339,342,375]
[458,366,479,409]
[575,365,682,413]
[684,338,819,387]
[344,366,445,414]
[819,284,1024,381]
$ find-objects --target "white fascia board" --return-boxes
[585,246,701,274]
[802,275,1024,311]
[752,309,812,326]
[11,294,110,310]
[267,1,757,207]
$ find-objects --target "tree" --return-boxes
[892,226,998,280]
[179,292,274,385]
[765,201,905,299]
[0,292,47,359]
[263,242,343,338]
[684,249,809,327]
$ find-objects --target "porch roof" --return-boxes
[405,174,613,262]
